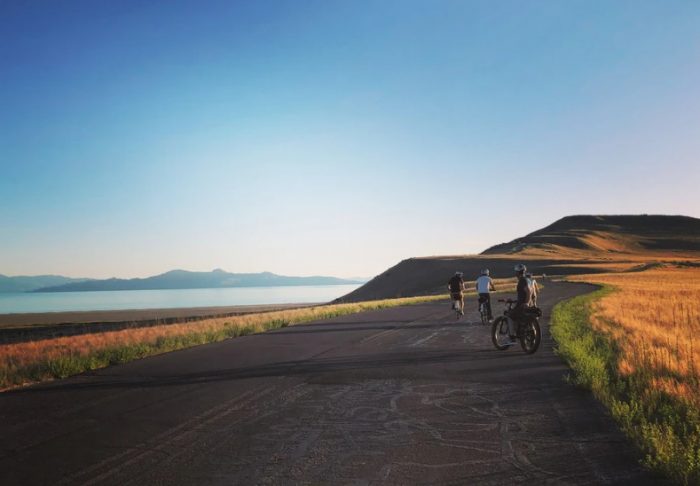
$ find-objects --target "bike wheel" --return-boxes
[491,316,510,351]
[519,318,541,354]
[479,304,488,325]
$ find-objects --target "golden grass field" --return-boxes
[553,265,700,483]
[571,267,700,408]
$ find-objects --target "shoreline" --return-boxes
[0,302,320,328]
[0,303,321,343]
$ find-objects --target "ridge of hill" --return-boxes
[340,215,700,302]
[482,215,700,256]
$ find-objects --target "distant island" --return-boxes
[0,270,366,293]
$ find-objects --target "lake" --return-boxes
[0,284,362,314]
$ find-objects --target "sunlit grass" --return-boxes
[553,267,700,484]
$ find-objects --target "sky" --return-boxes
[1,0,699,279]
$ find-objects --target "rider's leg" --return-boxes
[459,294,465,314]
[485,294,493,320]
[508,305,524,339]
[507,316,517,337]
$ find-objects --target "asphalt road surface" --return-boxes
[0,281,662,485]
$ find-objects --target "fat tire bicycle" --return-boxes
[491,299,542,354]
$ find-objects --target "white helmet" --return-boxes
[481,269,490,276]
[455,271,463,276]
[514,263,527,273]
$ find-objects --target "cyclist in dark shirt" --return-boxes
[508,263,532,340]
[515,266,531,306]
[447,272,465,315]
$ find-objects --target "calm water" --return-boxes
[0,284,362,314]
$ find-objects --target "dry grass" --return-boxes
[555,266,700,483]
[545,261,644,272]
[0,294,450,390]
[571,267,700,408]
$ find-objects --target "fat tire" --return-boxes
[520,318,541,354]
[491,316,510,351]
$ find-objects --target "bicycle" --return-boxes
[478,297,490,325]
[451,294,464,317]
[491,299,542,354]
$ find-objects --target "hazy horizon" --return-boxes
[0,267,371,280]
[3,1,699,280]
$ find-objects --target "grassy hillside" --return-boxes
[483,215,700,256]
[342,215,700,302]
[337,255,618,302]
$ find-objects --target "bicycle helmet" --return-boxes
[514,263,527,273]
[455,271,463,277]
[481,269,490,276]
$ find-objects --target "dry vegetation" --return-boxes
[571,268,700,407]
[554,266,700,483]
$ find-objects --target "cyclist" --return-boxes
[526,272,539,306]
[447,271,465,315]
[508,264,532,342]
[475,269,495,321]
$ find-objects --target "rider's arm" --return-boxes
[489,278,495,291]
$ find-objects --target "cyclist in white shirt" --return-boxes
[526,273,539,306]
[475,269,496,320]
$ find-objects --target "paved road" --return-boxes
[0,282,661,485]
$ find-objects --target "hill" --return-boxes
[482,215,700,256]
[340,214,700,302]
[0,274,90,293]
[33,269,363,292]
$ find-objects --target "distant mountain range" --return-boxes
[0,274,91,293]
[0,270,365,293]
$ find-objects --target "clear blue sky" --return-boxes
[2,1,699,279]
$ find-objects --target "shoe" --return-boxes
[460,310,465,316]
